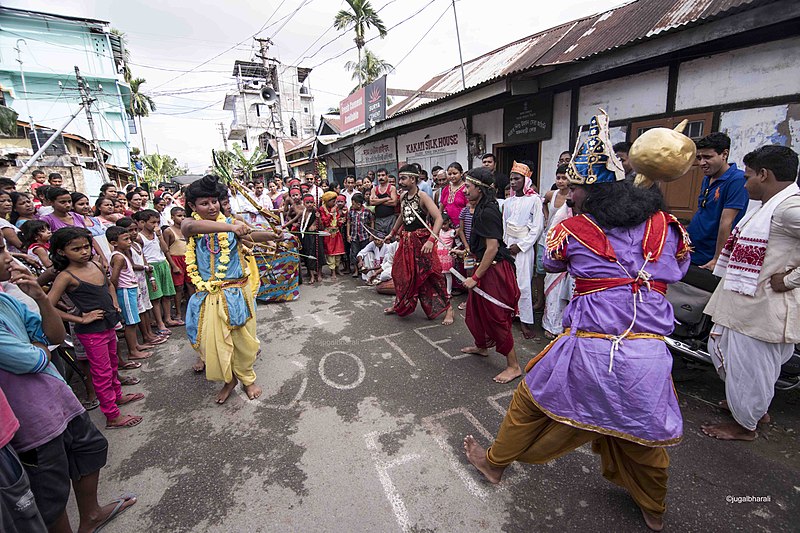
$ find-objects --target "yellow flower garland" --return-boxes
[185,213,232,293]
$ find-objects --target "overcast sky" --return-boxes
[6,0,624,172]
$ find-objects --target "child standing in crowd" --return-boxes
[319,191,345,280]
[20,220,53,268]
[437,213,456,297]
[163,206,190,325]
[117,217,167,349]
[47,227,144,429]
[35,185,52,215]
[107,226,153,362]
[300,194,325,284]
[346,192,374,278]
[134,210,181,333]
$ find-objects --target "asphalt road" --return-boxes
[70,277,800,532]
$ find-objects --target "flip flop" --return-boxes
[119,361,142,370]
[155,329,172,336]
[145,336,168,346]
[94,493,137,532]
[119,376,140,386]
[82,398,100,410]
[105,415,143,430]
[117,393,145,405]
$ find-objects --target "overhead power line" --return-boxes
[392,2,452,71]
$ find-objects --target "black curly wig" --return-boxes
[581,180,667,229]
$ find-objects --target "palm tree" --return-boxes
[334,0,387,89]
[129,78,155,155]
[345,48,393,94]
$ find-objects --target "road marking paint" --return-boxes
[363,332,416,367]
[486,390,515,417]
[318,351,366,390]
[413,325,470,360]
[365,431,420,533]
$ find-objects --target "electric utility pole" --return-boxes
[74,66,110,181]
[255,37,288,177]
[452,0,467,90]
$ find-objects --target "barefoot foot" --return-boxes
[701,421,757,441]
[520,323,536,340]
[493,367,522,384]
[718,400,771,424]
[463,435,504,484]
[192,359,206,373]
[216,377,238,404]
[383,306,396,315]
[243,382,263,400]
[441,307,455,326]
[641,508,664,532]
[460,346,489,357]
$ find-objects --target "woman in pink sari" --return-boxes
[440,162,468,223]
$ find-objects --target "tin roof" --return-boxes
[388,0,771,115]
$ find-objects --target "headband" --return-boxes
[337,195,346,202]
[302,194,315,201]
[464,174,486,187]
[399,171,420,178]
[510,161,532,178]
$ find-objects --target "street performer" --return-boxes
[460,167,522,383]
[182,175,287,404]
[463,112,692,532]
[384,164,455,326]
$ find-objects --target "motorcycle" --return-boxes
[665,265,800,390]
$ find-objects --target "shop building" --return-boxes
[326,0,800,219]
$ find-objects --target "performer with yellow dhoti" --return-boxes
[463,112,696,532]
[183,175,288,404]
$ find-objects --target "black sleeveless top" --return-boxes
[374,185,395,218]
[65,263,121,334]
[401,192,426,231]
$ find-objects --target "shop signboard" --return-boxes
[503,93,554,143]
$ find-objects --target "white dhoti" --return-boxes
[502,195,544,326]
[506,223,535,324]
[542,271,573,335]
[709,324,794,430]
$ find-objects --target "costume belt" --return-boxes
[505,223,530,240]
[218,277,250,289]
[574,277,667,296]
[401,228,431,238]
[568,328,665,341]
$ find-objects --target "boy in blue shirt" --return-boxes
[687,132,749,270]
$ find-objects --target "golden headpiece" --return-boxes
[566,110,626,185]
[629,120,697,188]
[510,161,533,178]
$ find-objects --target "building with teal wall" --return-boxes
[0,7,132,168]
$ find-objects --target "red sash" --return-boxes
[548,211,690,297]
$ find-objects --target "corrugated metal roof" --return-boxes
[388,0,771,116]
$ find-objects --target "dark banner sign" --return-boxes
[365,75,387,128]
[503,93,554,143]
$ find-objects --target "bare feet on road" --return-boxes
[463,435,504,484]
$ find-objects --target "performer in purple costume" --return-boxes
[463,112,692,532]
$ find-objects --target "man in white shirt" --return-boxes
[342,175,357,208]
[702,145,800,441]
[304,172,323,205]
[252,180,275,211]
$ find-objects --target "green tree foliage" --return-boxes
[333,0,387,88]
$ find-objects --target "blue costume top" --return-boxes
[185,220,254,346]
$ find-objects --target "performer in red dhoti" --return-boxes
[384,164,455,326]
[460,167,522,383]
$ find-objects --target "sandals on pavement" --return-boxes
[119,376,141,386]
[119,361,142,370]
[94,493,137,531]
[82,398,100,410]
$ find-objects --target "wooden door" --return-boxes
[630,113,712,223]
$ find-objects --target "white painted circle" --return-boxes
[318,351,366,390]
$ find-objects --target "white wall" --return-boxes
[578,68,669,124]
[472,109,503,168]
[719,103,800,169]
[676,37,800,110]
[539,91,572,192]
[397,119,468,173]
